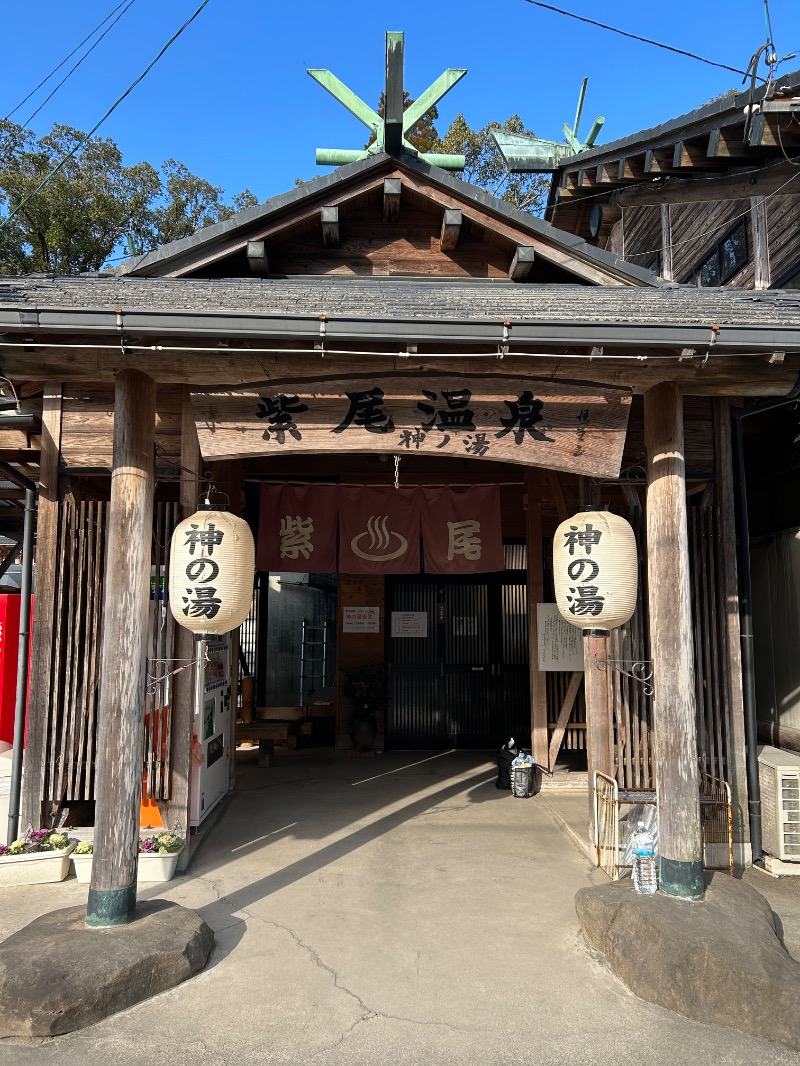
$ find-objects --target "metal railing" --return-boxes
[592,770,734,880]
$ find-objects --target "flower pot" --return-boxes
[0,842,76,887]
[349,712,377,753]
[137,848,183,883]
[72,848,183,884]
[72,852,93,884]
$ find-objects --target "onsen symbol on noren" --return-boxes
[350,516,408,562]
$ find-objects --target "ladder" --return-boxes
[299,621,327,706]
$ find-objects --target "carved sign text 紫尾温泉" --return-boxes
[191,376,632,478]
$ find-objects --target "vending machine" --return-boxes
[189,635,232,826]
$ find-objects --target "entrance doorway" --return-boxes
[385,561,530,749]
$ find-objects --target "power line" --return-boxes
[0,0,213,233]
[3,0,133,122]
[520,0,760,79]
[19,0,138,132]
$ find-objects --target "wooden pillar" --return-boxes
[525,469,548,765]
[645,382,704,900]
[750,196,770,290]
[21,382,62,828]
[584,629,613,827]
[660,204,674,281]
[161,387,201,865]
[713,398,750,860]
[87,369,155,927]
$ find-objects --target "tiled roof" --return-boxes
[2,274,800,328]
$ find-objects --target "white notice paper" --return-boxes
[537,603,584,672]
[391,611,428,638]
[342,607,380,633]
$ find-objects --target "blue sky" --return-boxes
[2,0,799,203]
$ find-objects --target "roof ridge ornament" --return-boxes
[308,31,467,171]
[492,77,605,173]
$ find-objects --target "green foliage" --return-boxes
[0,121,259,274]
[440,113,550,216]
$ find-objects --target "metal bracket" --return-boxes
[596,658,654,697]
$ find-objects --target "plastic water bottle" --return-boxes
[631,820,658,895]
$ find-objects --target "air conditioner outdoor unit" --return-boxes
[758,745,800,865]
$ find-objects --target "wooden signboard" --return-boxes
[191,375,632,477]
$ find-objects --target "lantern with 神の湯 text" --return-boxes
[552,506,638,633]
[169,508,255,636]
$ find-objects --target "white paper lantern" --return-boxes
[553,507,638,632]
[169,509,255,636]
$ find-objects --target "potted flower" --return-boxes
[345,663,385,752]
[71,830,185,884]
[0,828,76,887]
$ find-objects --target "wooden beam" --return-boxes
[439,208,462,252]
[384,32,404,154]
[160,386,201,868]
[672,140,724,169]
[707,127,752,160]
[751,195,770,290]
[320,206,340,248]
[87,368,155,926]
[548,670,583,770]
[584,631,614,806]
[660,204,674,281]
[713,398,749,858]
[611,160,800,206]
[645,381,704,900]
[20,382,61,829]
[526,470,548,766]
[509,245,535,281]
[247,240,269,274]
[383,178,402,222]
[1,349,797,396]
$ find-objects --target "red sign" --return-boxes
[338,488,421,574]
[421,486,504,574]
[257,485,338,572]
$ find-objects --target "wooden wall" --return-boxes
[336,574,386,748]
[617,195,800,288]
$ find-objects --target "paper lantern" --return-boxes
[169,509,255,636]
[553,507,638,632]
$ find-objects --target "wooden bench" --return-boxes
[235,723,280,767]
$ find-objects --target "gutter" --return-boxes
[731,373,800,863]
[1,307,799,354]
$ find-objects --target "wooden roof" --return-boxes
[548,68,800,238]
[117,152,659,288]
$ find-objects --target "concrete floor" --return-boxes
[2,750,800,1065]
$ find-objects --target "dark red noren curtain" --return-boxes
[338,487,421,574]
[257,484,338,572]
[421,485,504,574]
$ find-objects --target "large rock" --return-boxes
[576,874,800,1050]
[0,900,214,1037]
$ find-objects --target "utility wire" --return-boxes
[3,0,133,121]
[520,0,760,79]
[0,0,213,233]
[18,0,138,132]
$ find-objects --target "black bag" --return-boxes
[496,738,517,790]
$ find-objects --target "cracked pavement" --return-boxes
[2,750,800,1065]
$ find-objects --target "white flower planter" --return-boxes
[71,848,183,885]
[0,842,77,887]
[137,849,182,883]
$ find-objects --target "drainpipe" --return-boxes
[0,461,37,846]
[731,374,800,864]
